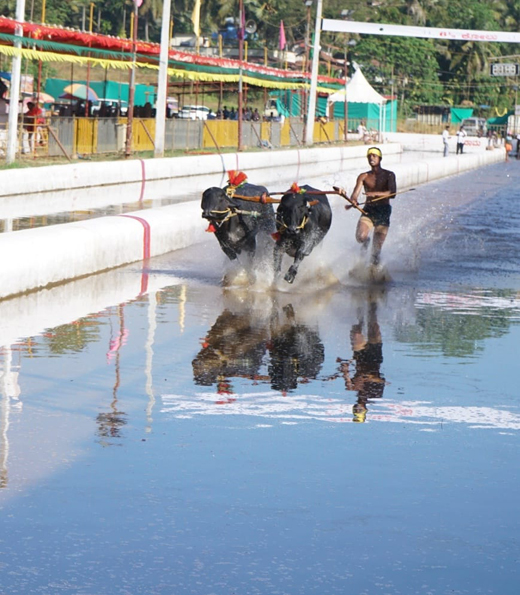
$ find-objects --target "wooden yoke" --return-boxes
[232,193,281,204]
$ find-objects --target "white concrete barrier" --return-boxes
[0,144,505,301]
[0,143,403,198]
[0,201,206,299]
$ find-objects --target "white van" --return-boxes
[461,117,487,137]
[177,105,210,120]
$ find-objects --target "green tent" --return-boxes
[44,78,155,106]
[487,110,513,126]
[315,96,397,132]
[450,107,473,123]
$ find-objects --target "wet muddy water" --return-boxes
[1,159,520,594]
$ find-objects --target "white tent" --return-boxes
[328,67,387,139]
[328,67,386,105]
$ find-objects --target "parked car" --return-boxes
[461,117,487,137]
[177,105,210,120]
[91,99,128,117]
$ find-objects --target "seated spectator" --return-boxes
[142,102,153,118]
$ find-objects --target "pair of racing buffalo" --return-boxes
[201,172,332,284]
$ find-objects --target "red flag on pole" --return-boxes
[279,20,286,50]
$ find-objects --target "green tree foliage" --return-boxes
[349,37,444,106]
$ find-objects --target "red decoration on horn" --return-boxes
[227,170,248,187]
[290,182,301,193]
[205,223,217,233]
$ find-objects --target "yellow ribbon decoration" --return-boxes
[0,45,340,93]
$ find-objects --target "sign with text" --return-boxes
[322,19,520,43]
[490,63,519,76]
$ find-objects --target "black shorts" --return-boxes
[362,204,392,227]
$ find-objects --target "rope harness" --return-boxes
[205,185,262,225]
[209,205,261,227]
[276,213,308,232]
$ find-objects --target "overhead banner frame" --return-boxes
[321,19,520,44]
[301,18,520,144]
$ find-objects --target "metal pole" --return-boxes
[343,44,348,142]
[390,66,394,133]
[304,0,323,146]
[6,0,26,165]
[238,0,244,151]
[302,3,311,140]
[125,1,138,157]
[154,0,172,157]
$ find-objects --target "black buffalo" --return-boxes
[201,184,275,261]
[273,185,332,283]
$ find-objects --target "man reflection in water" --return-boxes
[338,299,386,423]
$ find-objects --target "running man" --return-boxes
[335,146,397,265]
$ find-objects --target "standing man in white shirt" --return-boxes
[456,125,467,154]
[442,125,450,157]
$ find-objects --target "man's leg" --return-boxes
[356,217,373,253]
[371,225,389,265]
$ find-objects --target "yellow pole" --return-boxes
[170,18,173,41]
[218,34,222,58]
[264,45,268,66]
[41,0,46,23]
[89,3,94,34]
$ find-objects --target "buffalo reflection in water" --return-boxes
[192,294,325,394]
[192,307,269,388]
[268,304,324,392]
